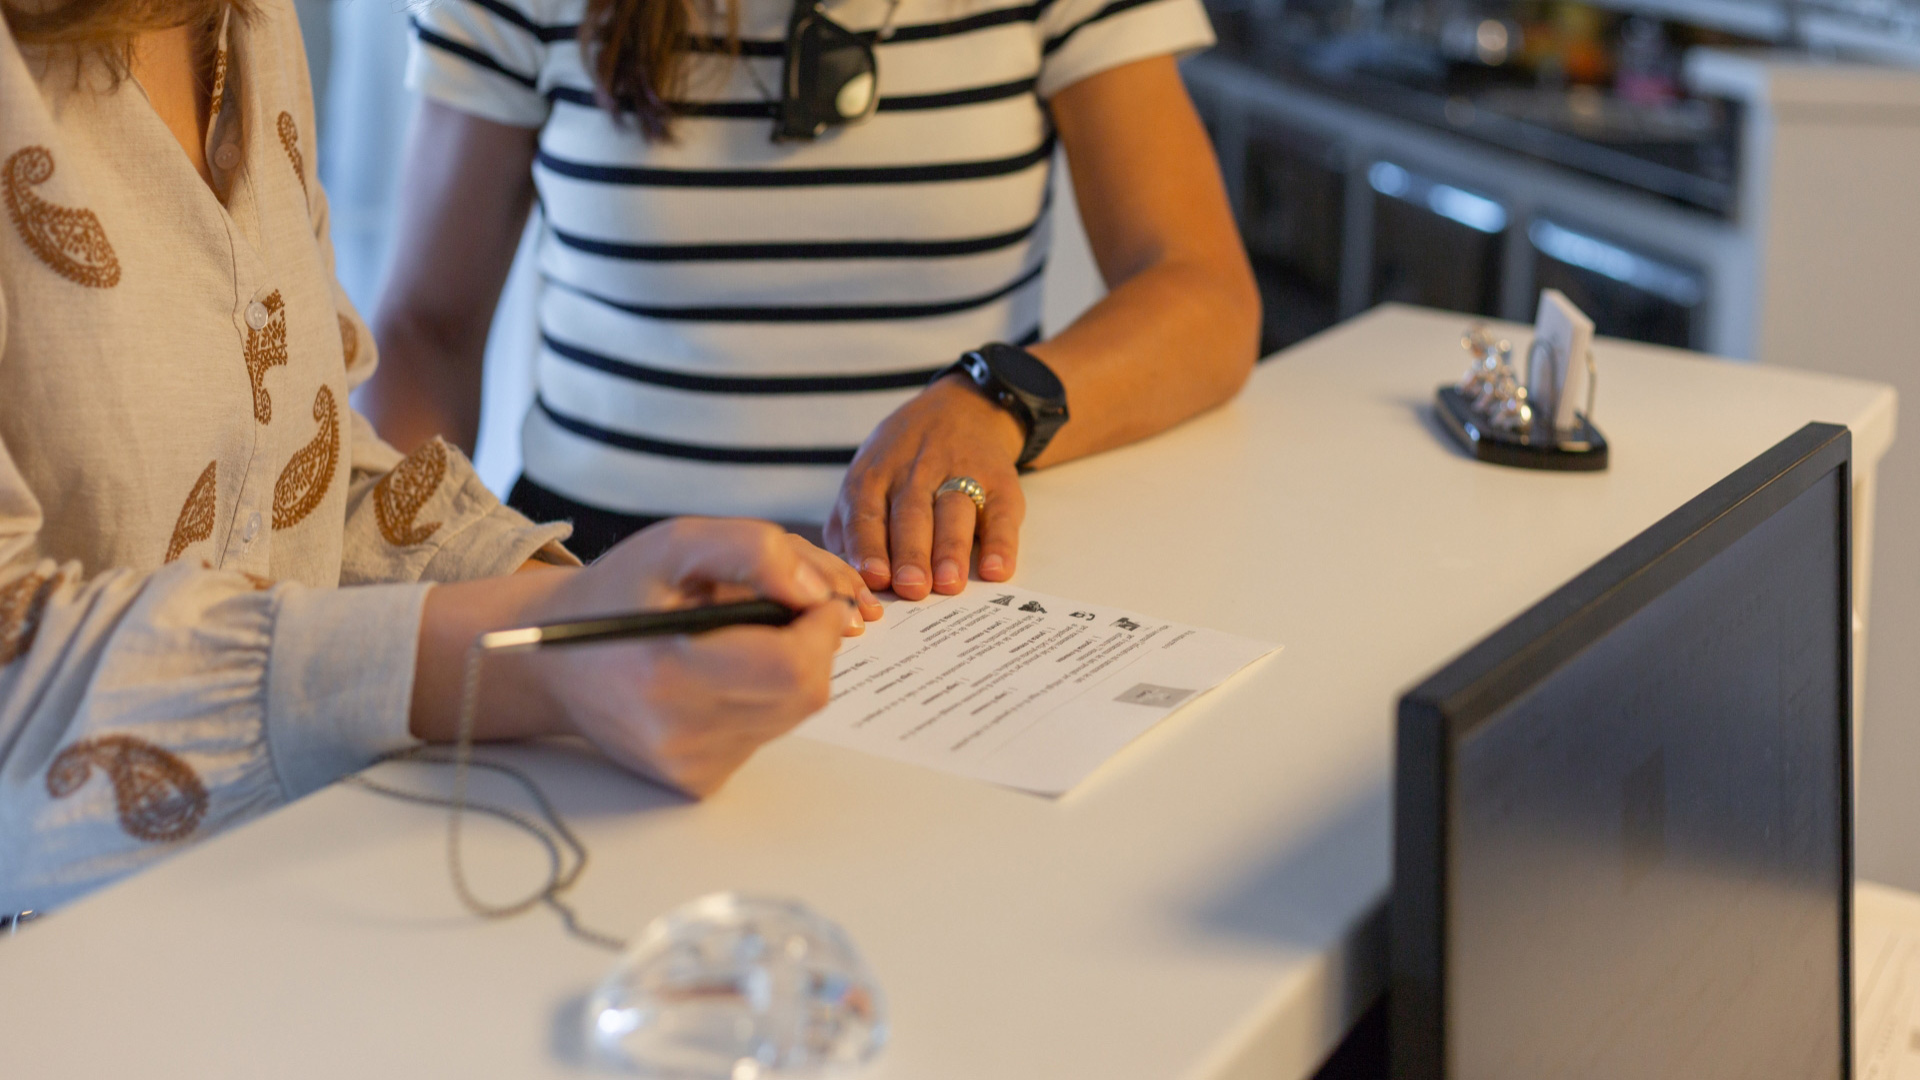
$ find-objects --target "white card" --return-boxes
[1530,289,1595,433]
[793,586,1279,796]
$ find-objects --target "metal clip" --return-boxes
[1580,346,1598,426]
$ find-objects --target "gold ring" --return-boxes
[934,476,987,514]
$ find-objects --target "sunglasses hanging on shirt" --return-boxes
[773,0,896,141]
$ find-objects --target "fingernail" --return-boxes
[980,554,1005,576]
[847,605,865,633]
[934,559,961,588]
[894,564,926,589]
[794,562,831,603]
[862,557,889,579]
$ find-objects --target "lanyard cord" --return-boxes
[874,0,904,39]
[343,642,628,953]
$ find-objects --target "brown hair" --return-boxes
[2,0,247,72]
[4,0,710,140]
[580,0,733,141]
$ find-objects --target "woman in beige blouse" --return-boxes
[0,0,880,915]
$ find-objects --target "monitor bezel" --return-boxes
[1390,422,1854,1080]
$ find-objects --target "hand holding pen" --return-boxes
[408,519,879,797]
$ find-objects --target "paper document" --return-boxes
[1858,882,1920,1079]
[793,585,1278,795]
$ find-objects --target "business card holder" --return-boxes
[1435,326,1609,472]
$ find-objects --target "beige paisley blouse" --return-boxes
[0,1,575,913]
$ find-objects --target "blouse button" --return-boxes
[213,143,242,171]
[245,301,270,331]
[243,512,262,543]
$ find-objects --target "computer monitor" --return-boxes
[1392,422,1853,1080]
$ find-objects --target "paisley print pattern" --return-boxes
[272,385,339,529]
[209,46,230,120]
[46,735,208,842]
[2,147,120,288]
[164,461,219,563]
[244,291,288,424]
[0,571,59,665]
[338,312,359,367]
[373,439,448,547]
[276,112,307,199]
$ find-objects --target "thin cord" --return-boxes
[344,642,628,953]
[874,0,903,40]
[744,58,779,107]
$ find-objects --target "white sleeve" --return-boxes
[406,0,558,129]
[0,559,429,915]
[1034,0,1217,100]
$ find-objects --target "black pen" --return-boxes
[476,598,805,654]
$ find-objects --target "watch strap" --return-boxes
[937,343,1069,469]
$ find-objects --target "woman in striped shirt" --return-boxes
[364,0,1259,600]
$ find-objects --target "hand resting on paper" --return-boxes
[410,519,879,797]
[826,373,1027,602]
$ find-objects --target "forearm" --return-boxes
[362,307,487,455]
[410,570,571,744]
[1025,251,1259,467]
[363,102,540,457]
[1025,54,1263,469]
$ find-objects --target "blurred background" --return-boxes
[308,0,1920,889]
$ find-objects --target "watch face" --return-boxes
[983,344,1066,399]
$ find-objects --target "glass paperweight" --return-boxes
[585,893,888,1078]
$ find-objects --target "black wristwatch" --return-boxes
[938,343,1070,469]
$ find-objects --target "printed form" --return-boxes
[1858,882,1920,1080]
[794,585,1279,796]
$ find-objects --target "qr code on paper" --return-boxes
[1114,684,1194,708]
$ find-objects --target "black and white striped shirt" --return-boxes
[408,0,1213,521]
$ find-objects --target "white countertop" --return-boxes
[0,305,1896,1080]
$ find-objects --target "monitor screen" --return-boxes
[1393,423,1852,1080]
